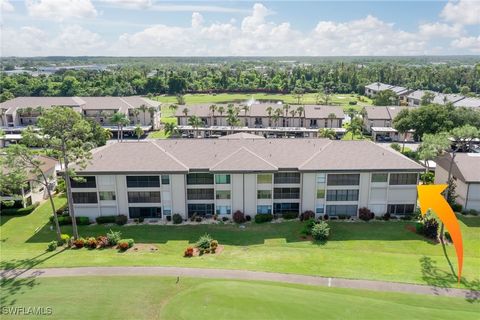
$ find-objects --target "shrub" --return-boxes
[55,203,68,215]
[255,213,273,223]
[233,210,246,223]
[184,247,194,257]
[301,219,316,236]
[451,203,463,213]
[300,210,315,221]
[86,237,98,249]
[172,213,183,224]
[47,240,57,251]
[390,143,401,151]
[311,221,330,241]
[358,207,374,222]
[422,218,439,240]
[97,236,109,248]
[415,222,424,234]
[96,216,116,224]
[348,101,357,105]
[222,217,229,222]
[73,238,85,249]
[115,215,128,225]
[210,240,218,251]
[190,214,197,222]
[166,216,172,222]
[195,216,203,223]
[196,234,213,251]
[77,216,91,225]
[245,215,251,222]
[118,239,135,249]
[106,229,122,246]
[467,209,478,216]
[1,202,39,216]
[118,241,130,251]
[283,212,299,220]
[338,215,348,220]
[58,233,70,246]
[382,213,391,221]
[323,214,329,221]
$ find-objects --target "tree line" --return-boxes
[1,62,479,101]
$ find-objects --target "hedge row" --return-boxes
[1,202,39,216]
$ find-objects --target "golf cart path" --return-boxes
[2,266,478,299]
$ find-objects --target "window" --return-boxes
[274,188,300,199]
[387,204,415,215]
[327,174,360,186]
[389,173,417,185]
[129,207,161,219]
[316,204,325,214]
[316,188,325,199]
[72,192,97,204]
[371,173,388,183]
[188,204,214,217]
[161,175,170,185]
[187,173,214,185]
[274,172,300,184]
[216,190,231,200]
[99,191,116,201]
[215,174,231,184]
[257,190,272,199]
[128,191,161,203]
[257,205,272,214]
[70,176,96,188]
[257,174,272,184]
[187,188,214,200]
[326,190,359,201]
[163,205,172,216]
[126,176,160,188]
[316,173,326,184]
[216,205,231,215]
[326,205,358,216]
[273,203,299,214]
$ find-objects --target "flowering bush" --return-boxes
[184,247,194,257]
[73,238,85,249]
[311,221,330,241]
[97,236,109,248]
[118,241,130,251]
[233,210,246,223]
[300,210,315,221]
[117,239,135,249]
[86,237,98,249]
[358,207,374,221]
[58,233,70,246]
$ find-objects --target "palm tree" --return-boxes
[345,107,358,122]
[318,128,336,140]
[132,109,140,124]
[25,107,34,117]
[346,117,363,140]
[169,104,178,112]
[103,128,113,141]
[139,104,148,124]
[148,106,157,127]
[217,106,225,126]
[209,104,217,126]
[110,112,130,142]
[164,122,179,137]
[227,113,240,135]
[182,107,189,124]
[274,108,283,127]
[283,104,290,117]
[296,106,305,127]
[134,125,144,141]
[188,115,203,137]
[289,109,296,127]
[327,113,337,128]
[241,105,249,126]
[266,106,273,126]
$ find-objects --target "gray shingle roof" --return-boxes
[364,106,407,120]
[453,97,480,108]
[78,139,424,174]
[436,153,480,183]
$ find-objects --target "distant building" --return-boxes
[0,96,161,137]
[0,155,58,208]
[175,103,345,138]
[364,82,412,102]
[406,90,465,107]
[435,153,480,211]
[362,106,414,142]
[453,97,480,109]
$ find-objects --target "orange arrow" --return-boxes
[417,184,463,283]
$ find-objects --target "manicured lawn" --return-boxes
[341,132,371,141]
[153,93,373,110]
[1,197,479,290]
[1,276,478,320]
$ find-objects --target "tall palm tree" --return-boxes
[110,112,130,142]
[188,115,203,137]
[148,106,157,127]
[274,108,283,127]
[289,109,296,127]
[227,113,240,135]
[283,104,290,117]
[134,125,144,141]
[318,128,336,140]
[131,109,140,124]
[346,117,363,140]
[217,106,225,126]
[182,107,190,124]
[209,104,217,126]
[266,106,273,126]
[296,106,305,127]
[241,105,249,126]
[327,113,337,128]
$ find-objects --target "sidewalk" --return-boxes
[2,266,477,299]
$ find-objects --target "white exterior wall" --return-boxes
[171,174,186,217]
[435,165,480,211]
[301,173,316,212]
[231,174,244,212]
[466,184,480,210]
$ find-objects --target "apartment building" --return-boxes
[362,106,414,142]
[406,90,464,107]
[364,82,412,102]
[69,136,423,221]
[0,96,161,133]
[435,153,480,211]
[0,155,57,208]
[175,103,345,138]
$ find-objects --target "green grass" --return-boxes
[1,276,478,320]
[341,132,371,141]
[1,197,479,290]
[154,93,373,110]
[148,106,178,139]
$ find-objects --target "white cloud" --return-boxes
[418,22,464,38]
[150,4,249,13]
[1,0,14,12]
[191,12,204,28]
[99,0,152,9]
[53,25,106,55]
[26,0,97,21]
[451,36,480,53]
[441,0,480,25]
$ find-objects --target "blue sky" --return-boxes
[1,0,479,56]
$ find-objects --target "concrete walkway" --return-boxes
[2,266,478,299]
